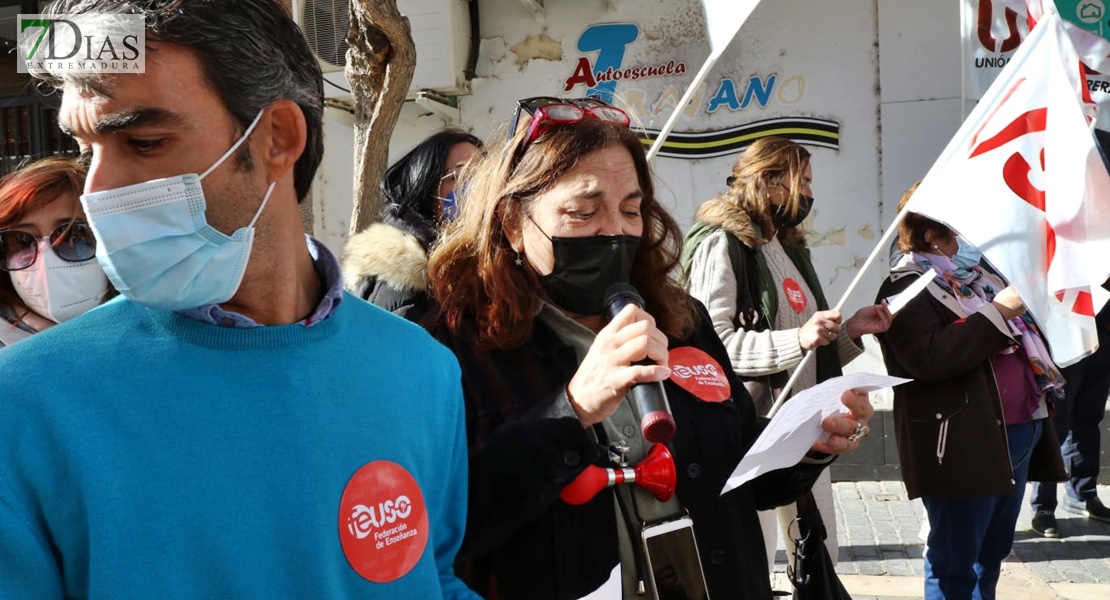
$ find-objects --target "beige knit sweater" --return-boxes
[686,229,862,386]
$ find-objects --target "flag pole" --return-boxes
[765,205,912,418]
[960,0,970,121]
[645,51,723,163]
[646,0,762,161]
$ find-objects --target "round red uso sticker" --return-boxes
[783,278,808,313]
[668,346,731,402]
[338,461,429,583]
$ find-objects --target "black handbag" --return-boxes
[788,490,852,600]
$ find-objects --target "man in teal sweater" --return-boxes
[0,1,477,598]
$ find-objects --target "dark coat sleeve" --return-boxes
[681,300,826,510]
[459,389,604,559]
[362,277,431,324]
[423,317,604,561]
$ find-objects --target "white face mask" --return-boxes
[10,239,109,323]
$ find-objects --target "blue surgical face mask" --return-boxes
[955,235,983,267]
[435,188,461,220]
[80,110,276,311]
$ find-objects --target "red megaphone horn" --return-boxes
[559,444,676,506]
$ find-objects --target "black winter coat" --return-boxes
[341,221,430,323]
[875,263,1065,500]
[425,299,827,600]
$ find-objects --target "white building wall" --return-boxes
[877,0,964,252]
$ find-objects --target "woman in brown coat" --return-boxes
[874,184,1066,600]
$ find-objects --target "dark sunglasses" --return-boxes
[0,221,97,271]
[507,96,631,154]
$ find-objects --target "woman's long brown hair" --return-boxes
[428,118,695,350]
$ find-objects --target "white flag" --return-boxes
[997,0,1110,71]
[907,12,1110,366]
[962,0,1031,101]
[701,0,760,58]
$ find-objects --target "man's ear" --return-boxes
[260,99,307,182]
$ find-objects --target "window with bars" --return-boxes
[0,98,78,176]
[0,0,79,177]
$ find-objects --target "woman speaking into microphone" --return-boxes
[423,97,875,600]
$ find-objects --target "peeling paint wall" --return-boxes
[509,34,563,68]
[312,0,964,377]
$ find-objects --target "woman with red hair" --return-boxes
[1,157,110,347]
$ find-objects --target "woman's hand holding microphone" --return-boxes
[567,304,670,427]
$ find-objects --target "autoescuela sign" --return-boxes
[562,21,839,159]
[563,23,688,104]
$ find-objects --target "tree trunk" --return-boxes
[346,0,416,236]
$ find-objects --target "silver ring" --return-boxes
[847,422,870,443]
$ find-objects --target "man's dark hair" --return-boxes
[379,129,482,247]
[41,0,324,203]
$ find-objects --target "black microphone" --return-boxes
[604,283,675,443]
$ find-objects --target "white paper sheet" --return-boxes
[886,272,935,315]
[720,373,911,495]
[578,563,621,600]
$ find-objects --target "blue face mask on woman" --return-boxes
[79,110,276,311]
[435,189,460,220]
[955,235,984,267]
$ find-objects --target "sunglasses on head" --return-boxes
[507,96,631,154]
[0,221,97,271]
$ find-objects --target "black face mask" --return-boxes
[535,234,641,316]
[771,194,814,229]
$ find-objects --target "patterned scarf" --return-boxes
[913,252,1066,397]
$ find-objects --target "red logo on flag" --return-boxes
[965,77,1094,318]
[977,0,1024,52]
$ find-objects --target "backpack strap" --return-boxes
[720,229,771,333]
[683,221,772,332]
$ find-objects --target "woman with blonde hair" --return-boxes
[425,99,876,599]
[1,157,110,348]
[681,136,892,574]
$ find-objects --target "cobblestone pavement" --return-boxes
[767,482,1110,600]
